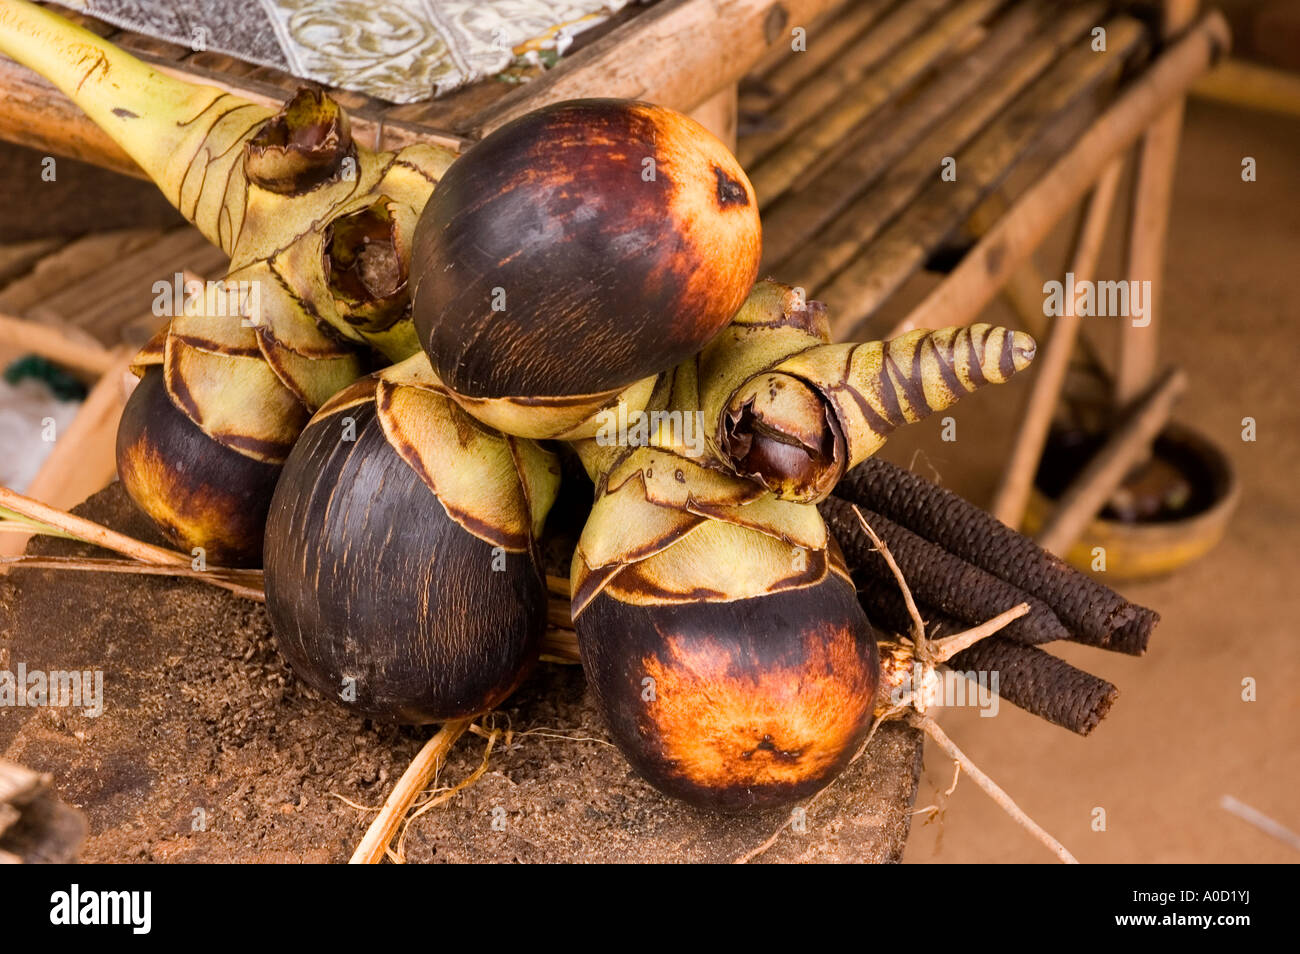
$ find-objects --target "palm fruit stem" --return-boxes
[698,282,1036,503]
[0,0,270,250]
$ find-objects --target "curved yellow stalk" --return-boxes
[0,0,271,251]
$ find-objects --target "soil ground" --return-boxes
[0,488,921,863]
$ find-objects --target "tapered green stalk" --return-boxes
[0,0,271,251]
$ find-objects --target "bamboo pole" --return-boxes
[887,11,1230,340]
[760,0,1072,272]
[990,157,1125,528]
[1115,1,1200,406]
[689,84,738,152]
[750,0,1003,207]
[0,311,116,376]
[1036,367,1187,555]
[822,16,1146,339]
[1192,57,1300,118]
[474,0,846,137]
[737,0,956,169]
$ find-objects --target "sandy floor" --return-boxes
[888,99,1300,863]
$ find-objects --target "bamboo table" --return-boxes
[0,0,1229,556]
[0,0,847,167]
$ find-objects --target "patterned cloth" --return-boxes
[53,0,631,103]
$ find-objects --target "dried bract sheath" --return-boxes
[243,87,356,195]
[263,355,560,722]
[411,99,762,438]
[697,281,1036,502]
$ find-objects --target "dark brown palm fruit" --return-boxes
[578,558,879,812]
[263,369,558,723]
[116,368,283,567]
[411,98,761,407]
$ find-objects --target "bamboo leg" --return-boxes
[0,312,116,377]
[990,157,1125,528]
[0,349,133,558]
[1036,367,1187,556]
[889,12,1229,339]
[1192,57,1300,118]
[1114,0,1199,406]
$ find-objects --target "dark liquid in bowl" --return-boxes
[1034,427,1224,524]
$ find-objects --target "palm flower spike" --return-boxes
[0,0,456,564]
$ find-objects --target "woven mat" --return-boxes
[52,0,631,103]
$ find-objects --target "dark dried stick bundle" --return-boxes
[820,496,1071,646]
[836,457,1158,654]
[855,578,1118,736]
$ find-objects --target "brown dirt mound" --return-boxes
[0,484,921,863]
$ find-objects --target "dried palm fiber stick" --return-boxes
[821,14,1148,340]
[855,576,1118,735]
[749,0,1005,207]
[0,554,265,601]
[835,457,1159,654]
[737,0,955,168]
[696,280,1035,503]
[990,156,1126,528]
[772,1,1108,289]
[820,496,1070,646]
[760,0,1071,272]
[0,0,457,564]
[742,0,895,108]
[349,719,472,865]
[1036,366,1186,554]
[890,11,1230,339]
[1114,0,1199,407]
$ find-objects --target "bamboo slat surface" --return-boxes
[734,0,1223,345]
[0,0,843,175]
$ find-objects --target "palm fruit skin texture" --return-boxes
[569,362,880,811]
[116,368,285,567]
[411,98,761,436]
[263,362,560,723]
[579,566,880,811]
